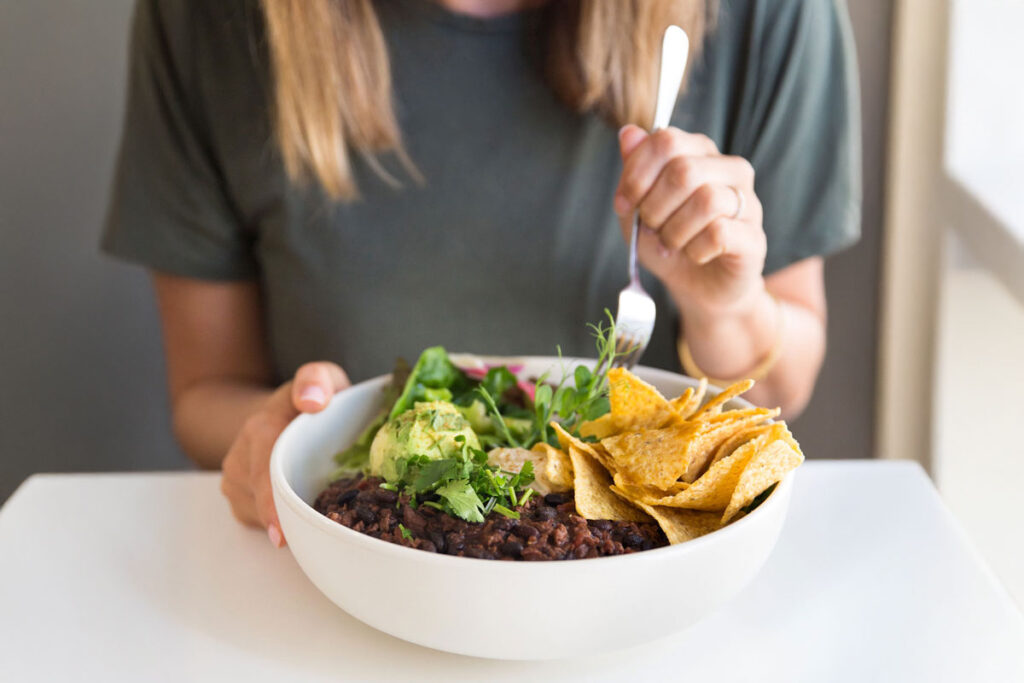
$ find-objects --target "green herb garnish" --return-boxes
[384,439,535,524]
[398,523,413,540]
[334,312,622,524]
[475,312,621,448]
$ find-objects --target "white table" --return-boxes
[1,462,1022,682]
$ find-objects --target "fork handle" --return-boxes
[652,26,689,131]
[628,26,689,284]
[628,213,641,284]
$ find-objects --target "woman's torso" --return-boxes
[106,0,859,383]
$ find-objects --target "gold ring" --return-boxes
[728,185,745,220]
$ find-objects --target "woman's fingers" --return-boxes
[685,217,732,265]
[618,124,647,159]
[657,183,755,251]
[220,476,259,526]
[220,386,291,544]
[252,463,284,547]
[683,217,767,266]
[291,361,351,413]
[638,156,756,230]
[221,439,260,527]
[218,361,351,548]
[239,409,291,542]
[615,127,718,214]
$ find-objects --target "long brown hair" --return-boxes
[262,0,713,200]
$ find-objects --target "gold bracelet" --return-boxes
[677,293,785,386]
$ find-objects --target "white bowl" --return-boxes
[270,357,793,660]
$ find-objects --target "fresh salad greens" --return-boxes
[380,435,536,523]
[331,315,621,523]
[478,318,619,449]
[389,346,465,419]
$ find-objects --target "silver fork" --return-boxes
[611,25,690,369]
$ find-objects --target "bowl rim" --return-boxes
[270,357,794,570]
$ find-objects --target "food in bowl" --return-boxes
[314,477,666,560]
[314,320,803,560]
[270,355,798,659]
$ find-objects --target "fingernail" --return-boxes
[613,194,630,214]
[618,125,630,142]
[299,385,326,407]
[267,523,283,548]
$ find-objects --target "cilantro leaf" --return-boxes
[411,458,456,493]
[435,479,485,523]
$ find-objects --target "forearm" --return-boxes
[677,284,825,419]
[171,379,274,469]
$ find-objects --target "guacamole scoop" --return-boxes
[368,401,481,481]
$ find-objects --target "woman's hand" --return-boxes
[220,362,350,547]
[614,124,767,318]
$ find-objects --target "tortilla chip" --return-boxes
[530,442,573,492]
[611,488,722,544]
[620,432,765,510]
[669,377,708,419]
[690,379,755,420]
[579,413,619,440]
[551,421,619,474]
[709,423,776,467]
[552,421,596,457]
[589,442,619,474]
[668,387,694,417]
[568,445,651,522]
[704,406,779,426]
[601,422,705,490]
[683,407,780,481]
[607,367,679,431]
[721,428,803,523]
[612,473,688,499]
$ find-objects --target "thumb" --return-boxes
[291,361,351,414]
[618,124,647,160]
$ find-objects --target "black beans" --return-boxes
[313,477,668,561]
[514,524,540,540]
[544,492,573,506]
[623,532,645,548]
[335,489,358,506]
[500,540,524,557]
[536,506,557,521]
[402,507,427,535]
[371,488,398,505]
[429,531,447,554]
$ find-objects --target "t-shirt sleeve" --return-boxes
[729,0,862,274]
[101,0,257,280]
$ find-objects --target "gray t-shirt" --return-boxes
[103,0,861,384]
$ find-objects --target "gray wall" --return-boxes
[789,0,891,463]
[0,1,891,503]
[0,0,182,500]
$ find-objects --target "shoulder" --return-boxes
[130,0,261,79]
[135,0,256,37]
[711,0,852,55]
[708,0,851,52]
[129,0,268,130]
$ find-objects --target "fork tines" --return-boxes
[611,331,649,370]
